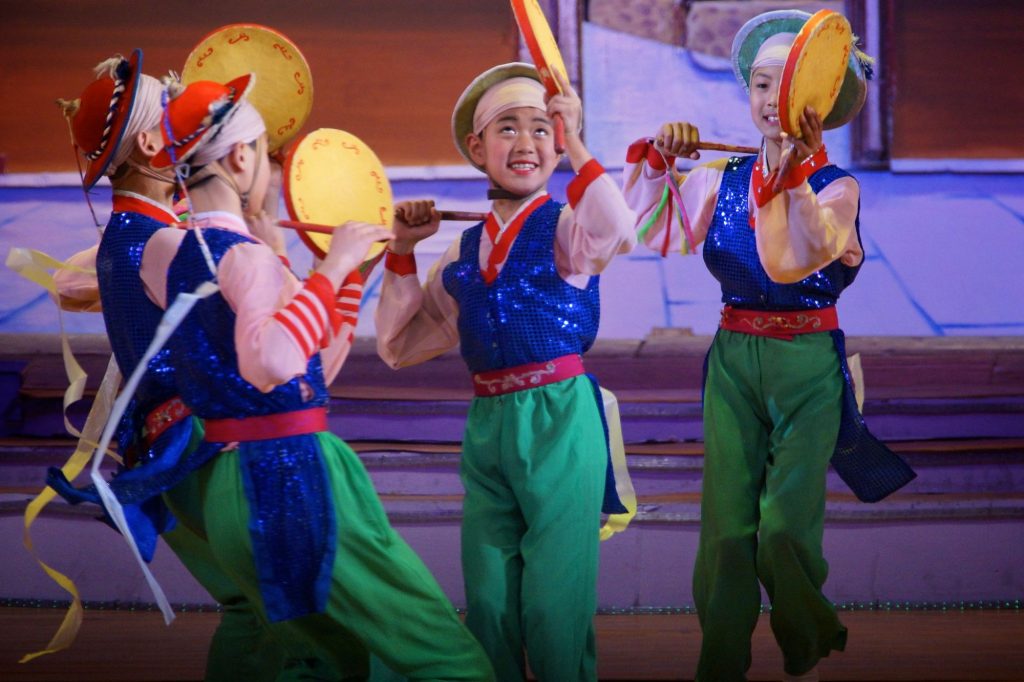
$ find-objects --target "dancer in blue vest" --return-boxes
[622,10,915,682]
[136,75,494,681]
[47,52,327,680]
[376,64,636,681]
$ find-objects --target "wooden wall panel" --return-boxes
[889,0,1024,159]
[0,1,518,172]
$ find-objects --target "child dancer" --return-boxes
[375,63,635,681]
[45,52,316,680]
[622,10,915,681]
[139,75,493,680]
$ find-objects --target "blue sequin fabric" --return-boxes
[442,200,628,513]
[442,198,600,373]
[703,156,862,310]
[165,227,335,622]
[96,211,179,459]
[699,158,916,501]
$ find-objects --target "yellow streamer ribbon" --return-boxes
[599,387,637,541]
[6,246,124,661]
[20,356,121,662]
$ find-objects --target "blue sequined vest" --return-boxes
[703,155,862,310]
[442,199,600,373]
[165,228,328,418]
[97,211,177,415]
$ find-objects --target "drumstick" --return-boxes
[654,138,759,155]
[279,211,487,235]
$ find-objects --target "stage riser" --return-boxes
[4,512,1021,611]
[9,395,1024,446]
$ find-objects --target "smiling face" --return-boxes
[750,65,784,143]
[466,106,559,197]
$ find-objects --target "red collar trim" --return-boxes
[482,194,550,284]
[111,194,178,224]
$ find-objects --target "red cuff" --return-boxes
[304,273,336,312]
[781,146,830,191]
[385,250,417,276]
[566,159,606,208]
[625,138,673,172]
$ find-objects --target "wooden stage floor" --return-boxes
[1,608,1022,681]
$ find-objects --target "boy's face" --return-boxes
[467,106,559,197]
[749,65,784,143]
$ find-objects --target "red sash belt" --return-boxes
[472,354,585,397]
[203,407,328,443]
[144,396,192,447]
[719,305,838,341]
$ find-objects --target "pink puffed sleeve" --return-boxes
[375,239,462,369]
[754,175,863,284]
[53,245,102,312]
[553,159,637,285]
[622,139,722,255]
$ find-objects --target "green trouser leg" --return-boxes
[162,423,338,682]
[195,433,494,682]
[694,331,847,681]
[461,376,605,682]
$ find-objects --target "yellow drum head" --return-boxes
[778,10,852,137]
[182,24,313,153]
[283,128,393,262]
[511,0,567,96]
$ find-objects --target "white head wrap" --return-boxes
[189,99,267,168]
[472,77,547,135]
[107,74,164,173]
[751,32,796,72]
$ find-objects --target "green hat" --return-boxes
[451,62,542,171]
[731,9,871,130]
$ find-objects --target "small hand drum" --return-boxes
[182,24,314,154]
[510,0,569,151]
[283,128,394,262]
[777,10,852,138]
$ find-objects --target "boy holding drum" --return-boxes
[622,10,913,681]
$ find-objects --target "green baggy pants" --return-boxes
[694,330,848,681]
[460,376,607,682]
[167,430,494,681]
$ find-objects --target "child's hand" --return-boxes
[546,70,582,137]
[247,209,287,257]
[319,221,392,286]
[655,122,701,161]
[789,106,823,164]
[391,200,441,255]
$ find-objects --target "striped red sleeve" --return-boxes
[566,159,606,209]
[272,272,337,358]
[329,269,364,340]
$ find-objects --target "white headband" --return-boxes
[751,32,796,71]
[472,77,547,135]
[108,74,164,173]
[189,99,267,167]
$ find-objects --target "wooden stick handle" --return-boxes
[279,210,487,235]
[698,141,759,154]
[438,210,487,222]
[654,138,759,156]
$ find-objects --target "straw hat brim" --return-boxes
[83,49,143,189]
[451,62,542,171]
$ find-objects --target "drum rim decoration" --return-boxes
[181,22,314,153]
[730,9,868,132]
[283,127,394,262]
[777,10,852,137]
